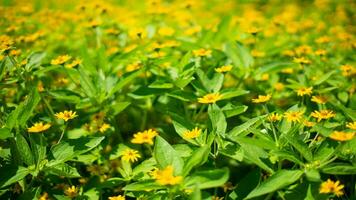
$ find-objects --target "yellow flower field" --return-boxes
[0,0,355,199]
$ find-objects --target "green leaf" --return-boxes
[0,166,29,188]
[222,104,248,118]
[321,163,356,175]
[16,133,34,166]
[184,168,229,189]
[7,88,40,129]
[48,136,104,166]
[208,104,227,136]
[245,170,304,199]
[170,113,197,145]
[109,102,131,116]
[182,145,210,176]
[108,68,144,97]
[220,89,249,100]
[228,115,266,137]
[224,41,254,70]
[283,132,313,162]
[29,134,47,168]
[154,136,184,175]
[44,163,81,178]
[0,127,12,140]
[123,180,164,191]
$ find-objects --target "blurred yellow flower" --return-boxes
[193,48,212,57]
[284,110,304,123]
[311,110,335,122]
[183,127,201,139]
[64,186,78,198]
[296,87,313,96]
[311,95,327,104]
[252,94,271,103]
[122,149,141,163]
[51,55,71,65]
[55,110,78,122]
[131,129,158,145]
[268,113,282,122]
[346,122,356,130]
[319,179,344,196]
[28,122,51,133]
[215,65,232,73]
[108,195,125,200]
[198,93,222,104]
[329,131,354,141]
[65,58,82,68]
[99,123,111,133]
[151,166,182,186]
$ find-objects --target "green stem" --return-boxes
[57,123,67,144]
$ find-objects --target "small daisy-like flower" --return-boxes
[51,55,71,65]
[252,94,272,103]
[311,95,327,104]
[99,123,111,133]
[55,110,78,122]
[284,110,304,123]
[268,113,282,122]
[346,122,356,130]
[311,110,335,122]
[303,120,315,127]
[215,65,232,73]
[198,93,222,104]
[329,131,354,141]
[151,165,182,186]
[131,129,158,145]
[293,57,311,64]
[28,122,51,133]
[183,127,202,139]
[65,58,82,68]
[319,179,344,196]
[121,149,141,163]
[39,192,48,200]
[108,195,125,200]
[296,87,313,96]
[64,186,78,198]
[193,48,212,57]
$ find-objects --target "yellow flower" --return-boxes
[131,129,158,145]
[108,195,125,200]
[268,113,282,122]
[128,27,147,39]
[215,65,232,73]
[183,127,201,139]
[64,186,78,198]
[122,149,141,163]
[319,179,344,196]
[55,110,78,122]
[198,93,222,104]
[193,48,212,57]
[293,57,311,64]
[329,131,354,141]
[99,123,111,133]
[151,166,182,186]
[346,122,356,130]
[39,192,48,200]
[252,94,271,103]
[296,87,313,96]
[284,110,304,123]
[28,122,51,133]
[51,55,71,65]
[314,49,327,56]
[158,27,175,36]
[246,26,261,35]
[311,110,335,122]
[340,64,355,77]
[303,120,315,127]
[311,95,327,104]
[274,82,284,91]
[65,58,82,68]
[281,68,294,74]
